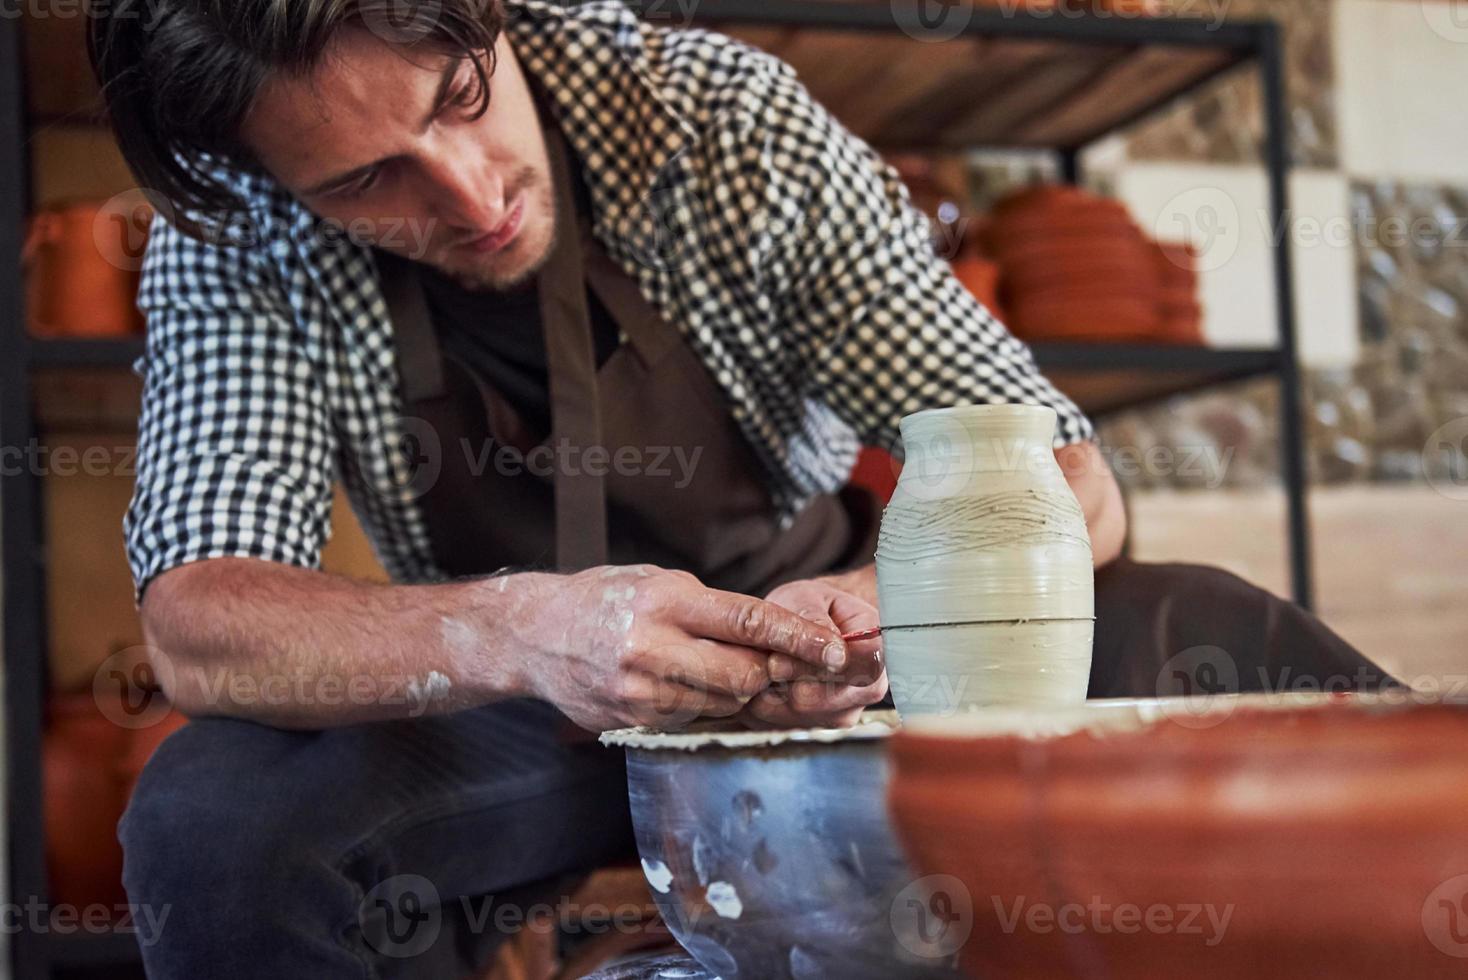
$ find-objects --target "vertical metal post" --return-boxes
[1259,23,1314,610]
[1058,147,1082,186]
[1,15,51,980]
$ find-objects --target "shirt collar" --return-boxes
[504,0,696,237]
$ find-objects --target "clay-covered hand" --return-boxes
[517,564,849,733]
[733,576,889,730]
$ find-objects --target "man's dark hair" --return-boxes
[88,0,505,240]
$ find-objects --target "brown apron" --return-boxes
[375,98,878,592]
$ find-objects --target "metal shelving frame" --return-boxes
[638,0,1311,610]
[4,5,1311,978]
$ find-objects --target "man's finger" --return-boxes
[683,590,846,672]
[641,639,772,700]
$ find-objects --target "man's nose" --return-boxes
[426,156,504,230]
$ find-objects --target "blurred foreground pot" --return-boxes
[888,693,1468,980]
[602,712,965,980]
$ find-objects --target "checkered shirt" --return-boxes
[125,0,1094,597]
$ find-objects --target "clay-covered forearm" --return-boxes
[139,557,544,728]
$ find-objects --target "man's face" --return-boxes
[240,27,555,292]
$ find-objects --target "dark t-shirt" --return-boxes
[417,265,620,438]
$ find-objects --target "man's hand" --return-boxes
[733,574,889,730]
[520,565,866,733]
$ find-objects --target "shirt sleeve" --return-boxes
[752,64,1096,454]
[125,214,337,600]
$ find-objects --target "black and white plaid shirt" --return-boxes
[125,0,1094,597]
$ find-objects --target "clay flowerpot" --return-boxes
[875,406,1094,717]
[950,255,1004,320]
[43,692,132,912]
[887,693,1468,980]
[1007,297,1161,342]
[24,198,149,338]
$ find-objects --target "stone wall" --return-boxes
[1079,1,1468,493]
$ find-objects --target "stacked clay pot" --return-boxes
[24,198,150,338]
[985,185,1205,346]
[988,186,1164,343]
[888,694,1468,980]
[1154,239,1204,344]
[44,687,187,916]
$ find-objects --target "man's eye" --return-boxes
[336,169,382,199]
[447,66,489,113]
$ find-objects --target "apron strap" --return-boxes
[580,223,682,367]
[376,250,446,403]
[540,116,610,571]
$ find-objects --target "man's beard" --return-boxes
[439,170,557,293]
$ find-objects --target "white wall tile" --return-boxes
[1336,0,1468,183]
[1109,162,1361,369]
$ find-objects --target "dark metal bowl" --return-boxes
[602,712,965,980]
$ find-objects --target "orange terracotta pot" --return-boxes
[43,692,132,912]
[24,199,149,338]
[889,694,1468,980]
[951,254,1005,319]
[120,710,189,795]
[1008,297,1162,341]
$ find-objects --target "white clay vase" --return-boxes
[875,405,1094,717]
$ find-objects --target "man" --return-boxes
[90,1,1389,975]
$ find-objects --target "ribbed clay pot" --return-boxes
[875,405,1093,717]
[888,693,1468,980]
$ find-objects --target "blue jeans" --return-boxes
[119,698,636,979]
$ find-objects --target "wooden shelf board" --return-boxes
[1030,343,1281,417]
